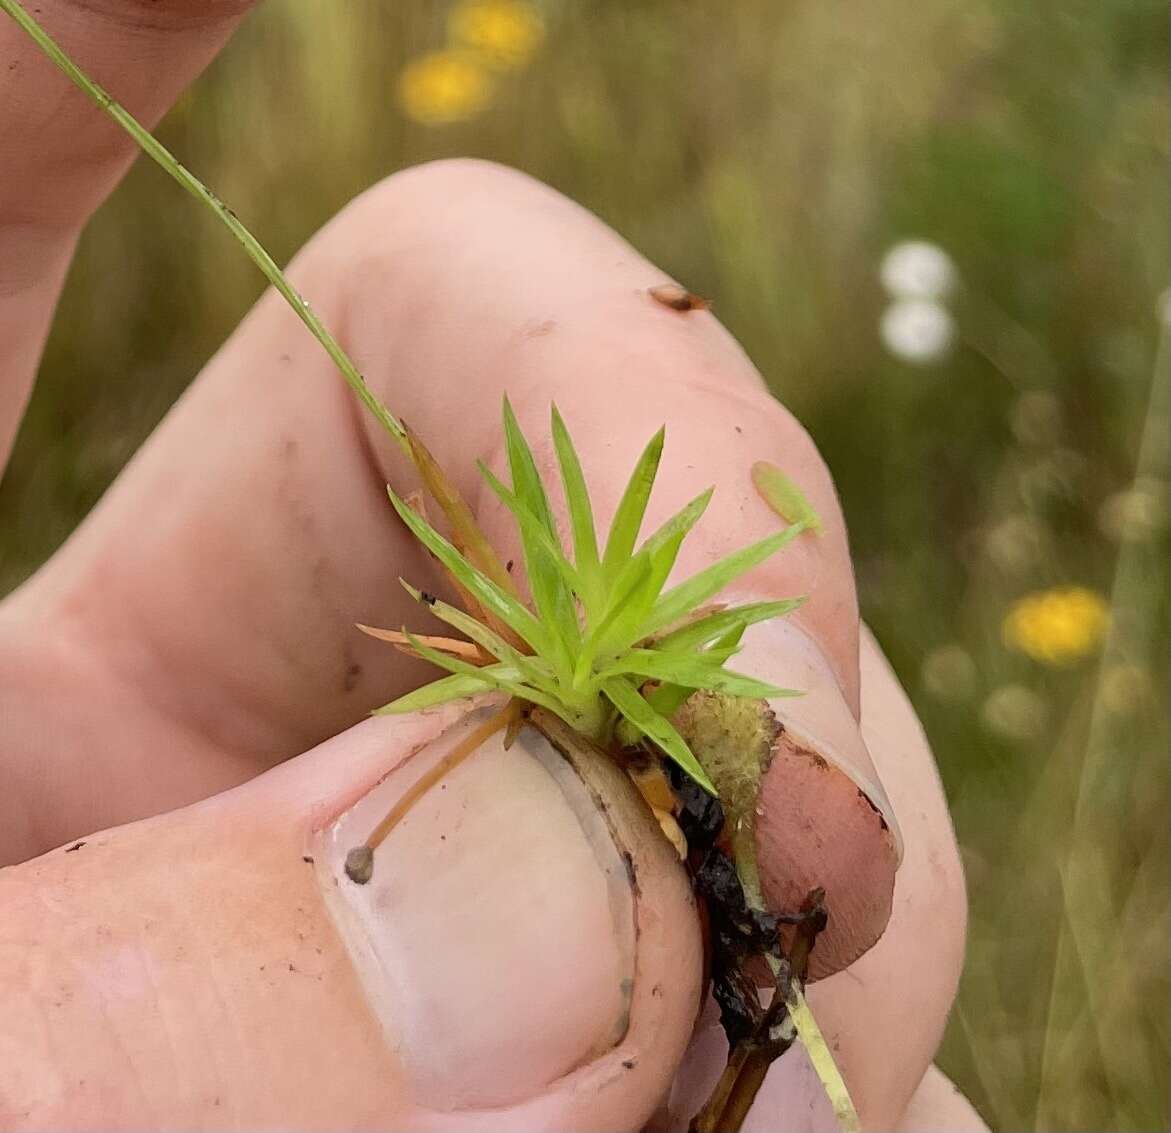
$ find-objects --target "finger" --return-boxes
[16,162,895,956]
[662,627,967,1131]
[893,1066,988,1133]
[0,702,702,1131]
[0,0,254,468]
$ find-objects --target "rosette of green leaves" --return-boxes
[380,400,811,795]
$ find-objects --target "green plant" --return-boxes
[373,399,809,793]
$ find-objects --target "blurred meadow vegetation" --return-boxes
[1,0,1167,1128]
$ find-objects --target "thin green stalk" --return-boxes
[735,848,862,1133]
[0,0,406,450]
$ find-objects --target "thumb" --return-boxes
[307,702,703,1130]
[1,701,702,1131]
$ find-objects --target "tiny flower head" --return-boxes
[880,298,955,365]
[448,0,545,70]
[397,49,495,125]
[879,240,958,301]
[1002,586,1110,666]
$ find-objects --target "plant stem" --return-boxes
[0,0,407,451]
[734,844,862,1133]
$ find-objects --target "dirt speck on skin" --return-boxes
[343,661,362,693]
[621,850,639,894]
[64,841,85,853]
[649,283,711,312]
[622,1058,637,1070]
[302,855,315,865]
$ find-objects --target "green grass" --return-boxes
[1,1,1166,1128]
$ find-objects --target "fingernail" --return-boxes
[315,708,638,1111]
[734,611,902,857]
[729,606,901,977]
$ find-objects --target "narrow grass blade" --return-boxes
[400,581,561,697]
[642,526,805,639]
[653,597,806,651]
[752,461,824,534]
[477,462,584,669]
[388,486,551,656]
[357,623,490,664]
[591,530,687,657]
[602,427,665,581]
[406,425,517,592]
[602,650,791,698]
[502,398,558,535]
[643,680,695,719]
[602,676,716,793]
[402,632,565,715]
[374,670,500,714]
[638,487,714,558]
[551,404,601,601]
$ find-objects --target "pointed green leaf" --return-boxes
[402,631,565,715]
[401,581,561,697]
[602,676,716,794]
[643,679,694,719]
[601,649,793,699]
[578,550,660,683]
[502,397,559,536]
[387,486,551,656]
[602,427,665,582]
[374,669,502,715]
[752,461,824,534]
[499,400,579,662]
[638,487,713,559]
[641,525,804,639]
[653,597,807,652]
[551,404,601,590]
[590,530,686,659]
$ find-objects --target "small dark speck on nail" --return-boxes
[65,841,85,853]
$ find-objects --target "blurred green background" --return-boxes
[1,1,1167,1128]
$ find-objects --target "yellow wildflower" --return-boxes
[397,50,495,125]
[1001,586,1110,666]
[448,0,545,70]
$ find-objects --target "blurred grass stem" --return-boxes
[0,0,407,449]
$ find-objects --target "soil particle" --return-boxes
[302,855,315,865]
[343,661,362,692]
[344,845,374,884]
[621,850,639,895]
[622,1059,637,1070]
[64,841,86,853]
[648,283,711,312]
[666,761,724,853]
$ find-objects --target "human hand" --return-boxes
[0,5,980,1129]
